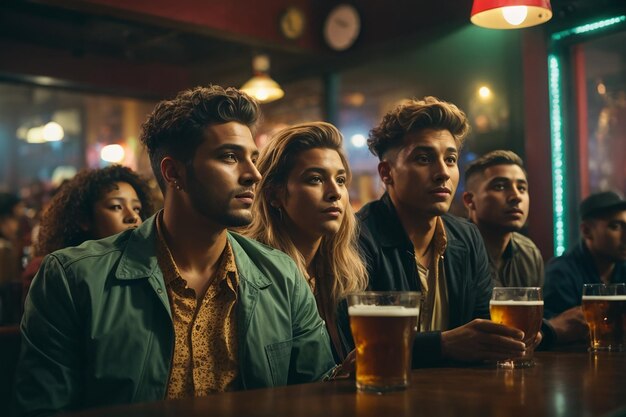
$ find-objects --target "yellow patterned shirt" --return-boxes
[156,214,239,398]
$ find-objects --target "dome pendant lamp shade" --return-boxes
[471,0,552,29]
[240,54,284,103]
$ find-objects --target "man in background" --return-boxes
[463,150,543,288]
[542,191,626,346]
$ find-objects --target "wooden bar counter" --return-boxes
[66,351,626,417]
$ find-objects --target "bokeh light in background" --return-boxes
[42,122,64,142]
[478,86,492,100]
[350,134,367,148]
[19,122,65,144]
[100,144,125,163]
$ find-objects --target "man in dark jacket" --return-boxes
[357,97,527,366]
[542,191,626,346]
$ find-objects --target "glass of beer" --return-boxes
[582,283,626,352]
[347,291,421,393]
[490,287,543,368]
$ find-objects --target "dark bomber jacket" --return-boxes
[544,241,626,318]
[356,193,493,367]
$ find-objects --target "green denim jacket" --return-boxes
[14,215,335,416]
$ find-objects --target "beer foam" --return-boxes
[489,300,544,306]
[348,305,420,317]
[582,295,626,301]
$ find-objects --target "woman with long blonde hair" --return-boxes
[246,122,367,362]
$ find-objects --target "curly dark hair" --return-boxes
[139,85,260,192]
[35,165,155,256]
[368,96,470,160]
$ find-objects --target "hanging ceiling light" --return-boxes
[471,0,552,29]
[240,54,284,104]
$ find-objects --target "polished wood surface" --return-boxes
[67,351,626,417]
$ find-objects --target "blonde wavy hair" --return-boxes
[245,122,367,315]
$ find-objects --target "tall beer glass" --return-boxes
[347,291,421,393]
[582,283,626,352]
[490,287,543,368]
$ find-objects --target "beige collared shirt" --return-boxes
[156,213,239,398]
[416,217,449,332]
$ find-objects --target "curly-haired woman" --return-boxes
[23,165,156,295]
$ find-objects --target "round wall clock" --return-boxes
[323,4,361,51]
[279,6,306,40]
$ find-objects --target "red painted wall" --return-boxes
[40,0,323,50]
[522,29,553,260]
[0,39,191,97]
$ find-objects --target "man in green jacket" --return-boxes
[14,85,335,416]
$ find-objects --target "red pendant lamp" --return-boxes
[471,0,552,29]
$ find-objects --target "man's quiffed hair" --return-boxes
[140,85,260,192]
[464,150,526,187]
[367,96,470,160]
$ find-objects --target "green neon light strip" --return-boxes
[548,55,567,256]
[552,16,626,41]
[547,15,626,256]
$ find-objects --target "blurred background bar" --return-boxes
[0,0,625,263]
